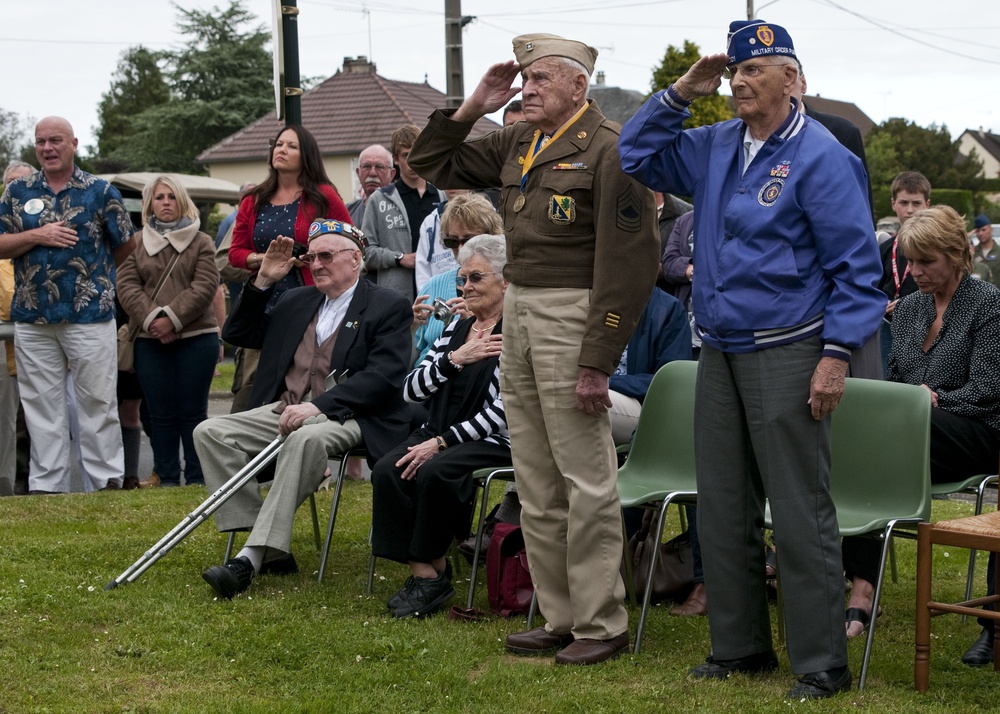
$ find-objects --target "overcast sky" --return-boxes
[4,0,998,153]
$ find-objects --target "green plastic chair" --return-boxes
[616,360,698,654]
[767,377,932,690]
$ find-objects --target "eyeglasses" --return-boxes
[358,163,392,172]
[456,271,496,287]
[722,62,786,80]
[442,234,478,249]
[300,248,356,265]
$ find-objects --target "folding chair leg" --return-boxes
[890,538,898,584]
[527,589,537,628]
[621,516,637,607]
[634,497,674,654]
[317,455,350,582]
[365,524,376,596]
[224,531,237,561]
[308,493,321,551]
[859,524,898,691]
[466,470,508,609]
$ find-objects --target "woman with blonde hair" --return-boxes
[117,175,220,487]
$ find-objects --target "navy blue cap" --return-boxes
[727,20,796,65]
[975,214,991,229]
[307,219,367,250]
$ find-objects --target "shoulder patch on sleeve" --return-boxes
[616,185,642,233]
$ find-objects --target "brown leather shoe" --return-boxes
[554,631,630,665]
[505,627,574,656]
[670,582,707,616]
[139,471,161,489]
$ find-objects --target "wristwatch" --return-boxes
[394,252,404,266]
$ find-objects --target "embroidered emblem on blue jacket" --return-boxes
[758,178,784,207]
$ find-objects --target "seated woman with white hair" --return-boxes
[371,234,511,618]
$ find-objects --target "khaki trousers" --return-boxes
[501,285,628,640]
[193,402,361,554]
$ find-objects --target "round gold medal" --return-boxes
[512,194,526,212]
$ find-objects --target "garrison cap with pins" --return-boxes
[512,33,598,74]
[726,19,796,65]
[307,219,367,251]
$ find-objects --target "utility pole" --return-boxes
[272,0,303,124]
[282,0,303,124]
[444,0,464,108]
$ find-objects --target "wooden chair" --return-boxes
[915,510,1000,691]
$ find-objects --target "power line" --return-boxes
[813,0,1000,66]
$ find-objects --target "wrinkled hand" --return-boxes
[673,53,729,101]
[453,61,522,122]
[413,295,431,325]
[148,316,177,344]
[885,299,899,316]
[450,330,502,366]
[920,383,939,408]
[33,221,78,249]
[254,236,298,289]
[396,438,440,480]
[575,366,612,416]
[808,356,849,421]
[277,402,322,437]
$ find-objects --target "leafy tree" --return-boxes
[104,1,272,174]
[651,41,733,128]
[93,47,170,170]
[0,108,34,170]
[864,118,983,191]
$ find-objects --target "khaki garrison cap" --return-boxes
[512,33,598,74]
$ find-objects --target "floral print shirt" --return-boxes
[0,166,133,324]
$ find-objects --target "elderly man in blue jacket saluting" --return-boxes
[619,20,885,700]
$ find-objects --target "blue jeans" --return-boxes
[134,333,218,485]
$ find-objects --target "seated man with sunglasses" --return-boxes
[411,193,502,366]
[195,220,413,599]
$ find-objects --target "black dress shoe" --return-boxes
[786,666,851,700]
[259,553,298,576]
[390,572,455,619]
[962,628,995,666]
[202,556,255,599]
[689,650,779,680]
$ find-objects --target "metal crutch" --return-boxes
[105,415,327,589]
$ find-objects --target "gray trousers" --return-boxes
[695,338,847,674]
[193,402,361,554]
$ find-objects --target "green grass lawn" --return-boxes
[210,361,235,395]
[3,487,1000,712]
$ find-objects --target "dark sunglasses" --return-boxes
[300,248,355,265]
[442,234,477,249]
[456,271,496,287]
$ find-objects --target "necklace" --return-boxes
[472,321,497,333]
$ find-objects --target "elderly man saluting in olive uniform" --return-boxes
[409,34,658,665]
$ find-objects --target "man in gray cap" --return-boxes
[621,19,884,699]
[409,33,658,664]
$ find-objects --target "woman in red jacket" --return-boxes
[229,124,351,309]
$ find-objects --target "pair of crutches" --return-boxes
[105,415,327,590]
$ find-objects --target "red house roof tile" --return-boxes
[197,58,500,164]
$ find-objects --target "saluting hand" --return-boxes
[673,53,730,101]
[454,61,522,122]
[253,236,297,289]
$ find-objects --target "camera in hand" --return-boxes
[430,298,454,326]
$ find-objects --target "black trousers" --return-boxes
[843,409,1000,597]
[370,427,511,564]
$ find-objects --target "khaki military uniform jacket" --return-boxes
[409,100,658,374]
